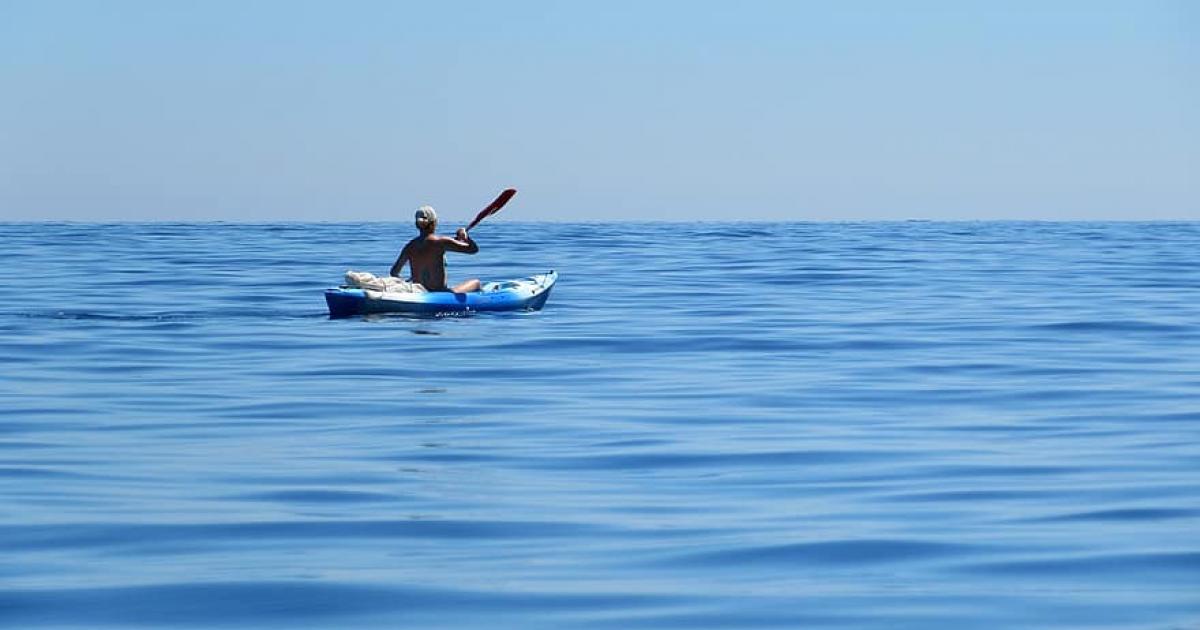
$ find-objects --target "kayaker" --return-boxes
[389,206,481,293]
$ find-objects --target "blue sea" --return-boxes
[1,221,1198,629]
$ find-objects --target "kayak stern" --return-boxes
[324,288,368,317]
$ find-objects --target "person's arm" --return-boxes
[441,228,479,254]
[389,243,411,277]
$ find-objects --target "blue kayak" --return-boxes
[325,271,557,317]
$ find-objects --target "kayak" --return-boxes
[325,271,557,317]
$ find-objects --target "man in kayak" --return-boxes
[389,205,482,293]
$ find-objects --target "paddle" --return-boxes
[465,188,517,232]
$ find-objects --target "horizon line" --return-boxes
[3,218,1199,225]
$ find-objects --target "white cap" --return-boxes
[415,205,437,230]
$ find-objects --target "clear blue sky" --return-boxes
[1,1,1196,221]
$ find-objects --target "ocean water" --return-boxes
[1,221,1198,629]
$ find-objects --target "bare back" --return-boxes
[404,235,449,290]
[390,231,479,292]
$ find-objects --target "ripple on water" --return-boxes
[1,222,1198,629]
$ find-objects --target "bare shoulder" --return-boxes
[405,235,436,251]
[424,234,456,248]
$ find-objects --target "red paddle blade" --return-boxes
[467,188,517,231]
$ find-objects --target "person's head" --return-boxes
[415,206,438,234]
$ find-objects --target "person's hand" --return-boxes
[456,228,470,240]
